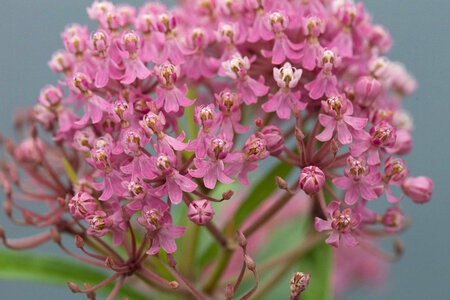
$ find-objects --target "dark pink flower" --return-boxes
[333,156,381,205]
[215,90,250,141]
[154,63,194,113]
[350,121,397,165]
[137,200,186,254]
[315,201,361,248]
[316,94,368,144]
[69,192,98,219]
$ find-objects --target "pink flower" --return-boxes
[262,63,306,119]
[71,73,111,127]
[221,55,269,105]
[118,31,152,84]
[189,137,234,189]
[382,207,406,234]
[69,192,97,219]
[183,28,219,79]
[225,135,269,185]
[187,200,215,225]
[329,2,365,58]
[382,156,409,203]
[315,201,361,248]
[316,95,368,144]
[152,13,185,65]
[260,12,302,64]
[299,166,325,195]
[154,63,194,113]
[137,200,186,254]
[187,104,217,159]
[333,156,381,205]
[298,16,325,70]
[350,121,397,165]
[150,154,197,204]
[215,90,250,140]
[135,13,164,63]
[305,50,340,99]
[258,125,285,156]
[401,176,433,204]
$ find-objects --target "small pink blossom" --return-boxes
[299,166,325,195]
[401,176,433,204]
[333,156,381,205]
[305,50,340,99]
[315,201,361,248]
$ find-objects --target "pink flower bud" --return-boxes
[188,200,215,225]
[402,176,433,204]
[299,166,325,195]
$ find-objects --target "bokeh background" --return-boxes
[0,0,449,299]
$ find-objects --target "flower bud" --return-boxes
[299,166,325,195]
[167,254,177,268]
[236,230,247,248]
[222,190,234,200]
[244,254,256,271]
[187,200,215,225]
[401,176,433,204]
[75,235,85,248]
[50,228,61,244]
[67,281,81,293]
[170,281,179,289]
[225,284,234,299]
[275,176,288,190]
[290,272,310,298]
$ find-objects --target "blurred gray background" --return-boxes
[0,0,449,299]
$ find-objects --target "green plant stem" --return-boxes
[242,190,295,238]
[179,221,200,280]
[202,249,233,294]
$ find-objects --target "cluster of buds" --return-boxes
[0,0,433,299]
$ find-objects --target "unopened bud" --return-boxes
[255,119,263,127]
[225,284,234,299]
[57,197,66,207]
[167,254,177,268]
[30,123,38,139]
[3,199,12,216]
[67,281,81,293]
[394,238,404,257]
[50,228,61,243]
[105,256,115,268]
[299,166,325,195]
[5,138,15,156]
[169,281,179,289]
[290,272,310,298]
[236,230,247,248]
[22,210,33,224]
[244,254,256,271]
[331,139,339,155]
[222,190,234,200]
[275,176,288,190]
[75,235,84,248]
[295,127,304,140]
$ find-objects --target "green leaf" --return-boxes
[0,249,151,300]
[231,161,295,230]
[62,157,77,184]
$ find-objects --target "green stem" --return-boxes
[202,249,233,294]
[179,221,200,280]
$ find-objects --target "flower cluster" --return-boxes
[0,0,433,299]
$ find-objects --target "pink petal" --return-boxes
[315,217,332,232]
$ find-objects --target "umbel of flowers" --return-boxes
[0,0,433,299]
